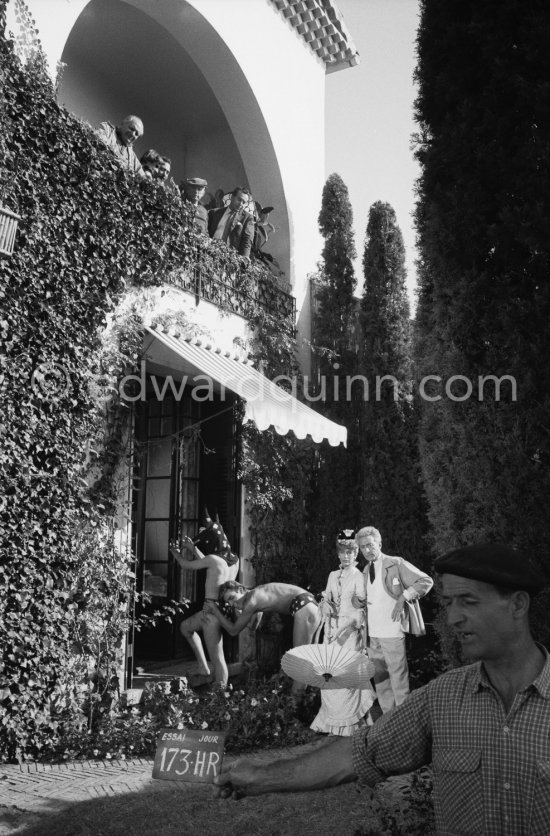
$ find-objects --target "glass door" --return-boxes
[131,382,240,672]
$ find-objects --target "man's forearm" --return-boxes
[261,741,355,792]
[215,737,356,796]
[171,549,199,571]
[212,609,240,635]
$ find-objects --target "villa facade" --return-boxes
[7,0,357,683]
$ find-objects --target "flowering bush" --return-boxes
[41,673,319,762]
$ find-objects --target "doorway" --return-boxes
[130,382,240,677]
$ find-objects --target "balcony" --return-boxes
[165,234,296,322]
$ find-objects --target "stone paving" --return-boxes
[0,757,181,833]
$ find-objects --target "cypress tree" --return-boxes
[359,202,429,566]
[315,172,357,368]
[307,173,360,589]
[414,0,550,626]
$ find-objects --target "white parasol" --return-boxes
[281,643,376,690]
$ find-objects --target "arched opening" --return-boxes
[58,0,290,276]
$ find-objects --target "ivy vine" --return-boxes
[0,0,316,762]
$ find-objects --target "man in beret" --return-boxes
[212,542,549,835]
[181,177,209,235]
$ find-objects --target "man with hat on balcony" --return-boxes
[181,176,209,235]
[212,542,550,835]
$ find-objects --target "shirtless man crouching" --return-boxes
[170,516,239,688]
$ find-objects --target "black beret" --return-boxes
[433,542,546,595]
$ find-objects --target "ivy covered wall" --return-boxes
[0,4,311,761]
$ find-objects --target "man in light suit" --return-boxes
[354,525,433,712]
[208,186,255,259]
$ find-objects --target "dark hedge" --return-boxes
[413,0,550,645]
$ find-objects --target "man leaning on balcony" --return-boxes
[96,114,144,176]
[181,177,209,235]
[208,186,255,260]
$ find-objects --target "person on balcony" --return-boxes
[154,154,179,196]
[140,148,161,179]
[208,186,255,260]
[96,114,144,175]
[156,155,177,192]
[181,177,209,235]
[170,513,239,688]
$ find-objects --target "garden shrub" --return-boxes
[39,673,319,762]
[356,767,435,836]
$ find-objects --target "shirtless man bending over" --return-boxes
[204,581,321,649]
[170,516,239,688]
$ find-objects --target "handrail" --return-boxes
[165,238,296,321]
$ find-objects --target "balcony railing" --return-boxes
[166,238,296,322]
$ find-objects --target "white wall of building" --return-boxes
[55,0,248,204]
[182,0,326,303]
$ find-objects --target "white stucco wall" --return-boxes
[182,0,326,305]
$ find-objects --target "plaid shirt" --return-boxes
[352,648,550,835]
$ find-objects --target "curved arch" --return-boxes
[57,0,290,277]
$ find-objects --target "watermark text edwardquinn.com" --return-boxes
[29,361,518,405]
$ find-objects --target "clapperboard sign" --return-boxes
[152,728,225,783]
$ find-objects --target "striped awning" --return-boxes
[145,325,346,447]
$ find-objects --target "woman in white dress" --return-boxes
[310,529,375,736]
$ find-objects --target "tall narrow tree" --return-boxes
[315,172,357,374]
[359,202,429,565]
[414,0,550,631]
[307,173,360,588]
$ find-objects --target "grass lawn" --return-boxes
[0,744,425,835]
[0,633,441,835]
[3,780,382,836]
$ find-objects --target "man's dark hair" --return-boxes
[231,186,250,197]
[140,148,160,165]
[219,580,246,599]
